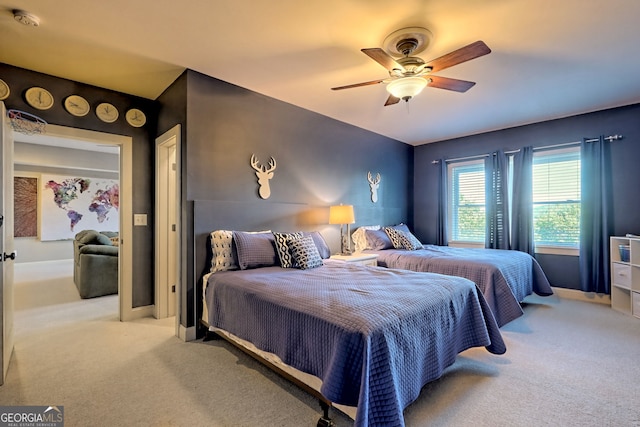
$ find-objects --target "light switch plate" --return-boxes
[134,214,147,226]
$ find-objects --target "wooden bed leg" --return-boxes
[317,400,334,427]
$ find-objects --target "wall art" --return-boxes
[41,173,119,241]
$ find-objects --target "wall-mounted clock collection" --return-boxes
[0,78,146,128]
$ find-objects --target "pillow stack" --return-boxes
[209,229,330,272]
[383,224,423,250]
[352,223,423,251]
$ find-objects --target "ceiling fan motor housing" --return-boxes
[396,38,419,56]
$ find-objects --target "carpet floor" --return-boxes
[1,260,639,426]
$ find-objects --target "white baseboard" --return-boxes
[552,286,611,305]
[178,325,196,342]
[121,304,155,321]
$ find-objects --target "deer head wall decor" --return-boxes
[251,154,277,199]
[367,171,381,203]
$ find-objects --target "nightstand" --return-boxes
[330,253,378,267]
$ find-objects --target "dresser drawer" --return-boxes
[612,263,631,288]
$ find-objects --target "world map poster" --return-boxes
[40,173,119,241]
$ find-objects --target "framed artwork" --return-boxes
[14,176,38,238]
[40,173,119,241]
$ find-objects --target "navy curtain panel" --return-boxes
[511,146,535,254]
[579,136,612,294]
[485,150,510,249]
[436,158,448,246]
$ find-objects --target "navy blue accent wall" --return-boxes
[157,70,413,328]
[414,103,640,289]
[0,63,158,307]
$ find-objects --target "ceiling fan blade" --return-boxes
[426,41,491,73]
[427,75,476,92]
[331,79,385,90]
[384,95,401,106]
[362,48,405,72]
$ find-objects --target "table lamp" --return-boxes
[329,204,355,255]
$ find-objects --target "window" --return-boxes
[532,147,581,250]
[448,160,485,243]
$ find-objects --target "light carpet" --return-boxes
[1,260,639,426]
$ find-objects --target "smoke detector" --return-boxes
[13,10,40,27]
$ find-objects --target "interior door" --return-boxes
[167,144,177,316]
[155,127,180,321]
[0,102,16,385]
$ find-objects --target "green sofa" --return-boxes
[73,229,119,298]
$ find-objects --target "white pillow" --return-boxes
[210,230,236,273]
[352,225,380,252]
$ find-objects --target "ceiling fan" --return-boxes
[331,27,491,106]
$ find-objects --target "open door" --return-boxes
[0,102,16,384]
[155,125,180,334]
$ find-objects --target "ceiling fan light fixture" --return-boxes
[386,77,427,101]
[13,10,40,26]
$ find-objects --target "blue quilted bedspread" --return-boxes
[367,245,553,327]
[206,262,505,427]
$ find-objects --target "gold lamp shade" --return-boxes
[329,204,355,225]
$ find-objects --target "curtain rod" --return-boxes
[431,134,623,164]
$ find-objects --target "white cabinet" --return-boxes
[610,236,640,318]
[330,253,378,267]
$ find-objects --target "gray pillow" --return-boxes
[303,231,331,259]
[95,233,114,246]
[233,231,278,270]
[365,229,393,250]
[289,235,323,270]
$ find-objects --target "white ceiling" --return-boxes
[2,0,640,146]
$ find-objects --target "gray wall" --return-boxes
[157,70,413,329]
[413,103,640,289]
[14,142,118,263]
[1,63,158,307]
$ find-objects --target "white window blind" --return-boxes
[532,147,581,247]
[448,160,485,243]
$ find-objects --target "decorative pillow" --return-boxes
[396,229,423,250]
[383,224,423,250]
[273,231,303,268]
[352,225,381,252]
[95,233,114,246]
[303,231,331,259]
[210,230,237,273]
[289,235,323,270]
[233,231,278,270]
[365,229,393,250]
[383,226,405,249]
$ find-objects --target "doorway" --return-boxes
[13,125,133,321]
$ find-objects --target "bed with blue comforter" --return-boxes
[205,261,505,427]
[366,245,553,327]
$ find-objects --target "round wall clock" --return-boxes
[0,79,10,101]
[25,86,54,110]
[125,108,146,127]
[64,95,90,117]
[96,102,119,123]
